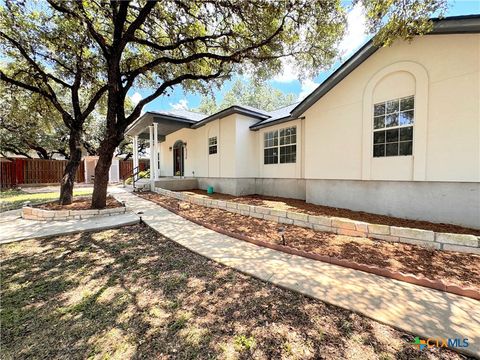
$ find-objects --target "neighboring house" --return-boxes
[126,15,480,228]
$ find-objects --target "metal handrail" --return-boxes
[124,166,148,191]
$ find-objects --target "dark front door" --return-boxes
[173,141,184,176]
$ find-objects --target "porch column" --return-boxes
[149,125,155,191]
[153,122,159,179]
[132,135,139,181]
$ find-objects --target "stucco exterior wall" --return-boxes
[302,34,480,183]
[306,179,480,229]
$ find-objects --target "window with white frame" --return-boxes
[264,126,296,164]
[208,136,217,155]
[373,96,414,157]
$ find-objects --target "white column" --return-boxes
[149,125,155,190]
[153,122,159,179]
[132,135,139,181]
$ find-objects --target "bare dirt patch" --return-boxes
[37,195,122,210]
[0,224,467,360]
[139,192,480,291]
[181,189,480,236]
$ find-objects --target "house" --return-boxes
[125,15,480,229]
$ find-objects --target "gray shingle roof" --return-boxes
[150,109,207,122]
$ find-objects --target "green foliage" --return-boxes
[195,79,297,115]
[233,334,256,351]
[0,84,68,159]
[124,170,150,185]
[359,0,448,46]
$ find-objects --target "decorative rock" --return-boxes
[286,211,308,222]
[254,207,271,215]
[313,224,334,233]
[293,219,312,229]
[337,228,367,238]
[308,215,331,227]
[331,218,356,230]
[250,212,264,219]
[237,204,250,212]
[278,217,294,225]
[398,237,441,249]
[264,214,280,222]
[370,234,399,243]
[442,244,480,254]
[368,224,390,235]
[391,226,435,242]
[226,202,238,210]
[270,209,287,217]
[436,233,478,248]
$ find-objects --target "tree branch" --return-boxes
[125,69,225,126]
[0,31,73,89]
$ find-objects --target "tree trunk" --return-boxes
[59,131,82,205]
[91,136,121,209]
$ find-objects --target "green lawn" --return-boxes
[0,188,93,211]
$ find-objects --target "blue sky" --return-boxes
[129,0,480,113]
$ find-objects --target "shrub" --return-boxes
[124,169,150,185]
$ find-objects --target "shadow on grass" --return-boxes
[0,224,463,360]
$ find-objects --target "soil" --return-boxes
[37,195,122,210]
[139,192,480,291]
[0,224,468,359]
[180,189,480,236]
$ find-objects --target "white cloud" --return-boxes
[169,98,189,110]
[298,79,319,100]
[339,3,367,57]
[273,57,299,83]
[130,92,143,105]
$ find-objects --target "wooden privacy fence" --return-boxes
[119,159,149,180]
[0,158,85,188]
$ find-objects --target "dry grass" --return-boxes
[0,225,467,360]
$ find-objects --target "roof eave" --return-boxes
[249,116,296,130]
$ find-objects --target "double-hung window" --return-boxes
[263,126,296,164]
[263,130,278,164]
[373,96,414,157]
[208,136,217,155]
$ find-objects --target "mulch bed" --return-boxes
[37,195,122,210]
[139,192,480,292]
[180,189,480,236]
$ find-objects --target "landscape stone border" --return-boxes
[154,187,480,255]
[152,189,480,301]
[22,199,126,221]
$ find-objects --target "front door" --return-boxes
[173,141,184,176]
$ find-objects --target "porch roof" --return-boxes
[125,110,207,140]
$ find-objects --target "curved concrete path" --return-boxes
[113,189,480,358]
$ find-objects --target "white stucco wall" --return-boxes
[302,33,480,183]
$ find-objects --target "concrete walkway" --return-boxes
[113,189,480,358]
[0,211,140,244]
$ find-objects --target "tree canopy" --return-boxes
[0,0,448,207]
[196,79,297,115]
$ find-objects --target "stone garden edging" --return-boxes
[151,194,480,301]
[22,200,126,221]
[155,187,480,255]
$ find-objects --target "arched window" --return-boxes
[362,61,429,181]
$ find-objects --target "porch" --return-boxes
[125,110,204,191]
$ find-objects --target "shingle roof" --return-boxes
[149,109,207,122]
[249,102,300,129]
